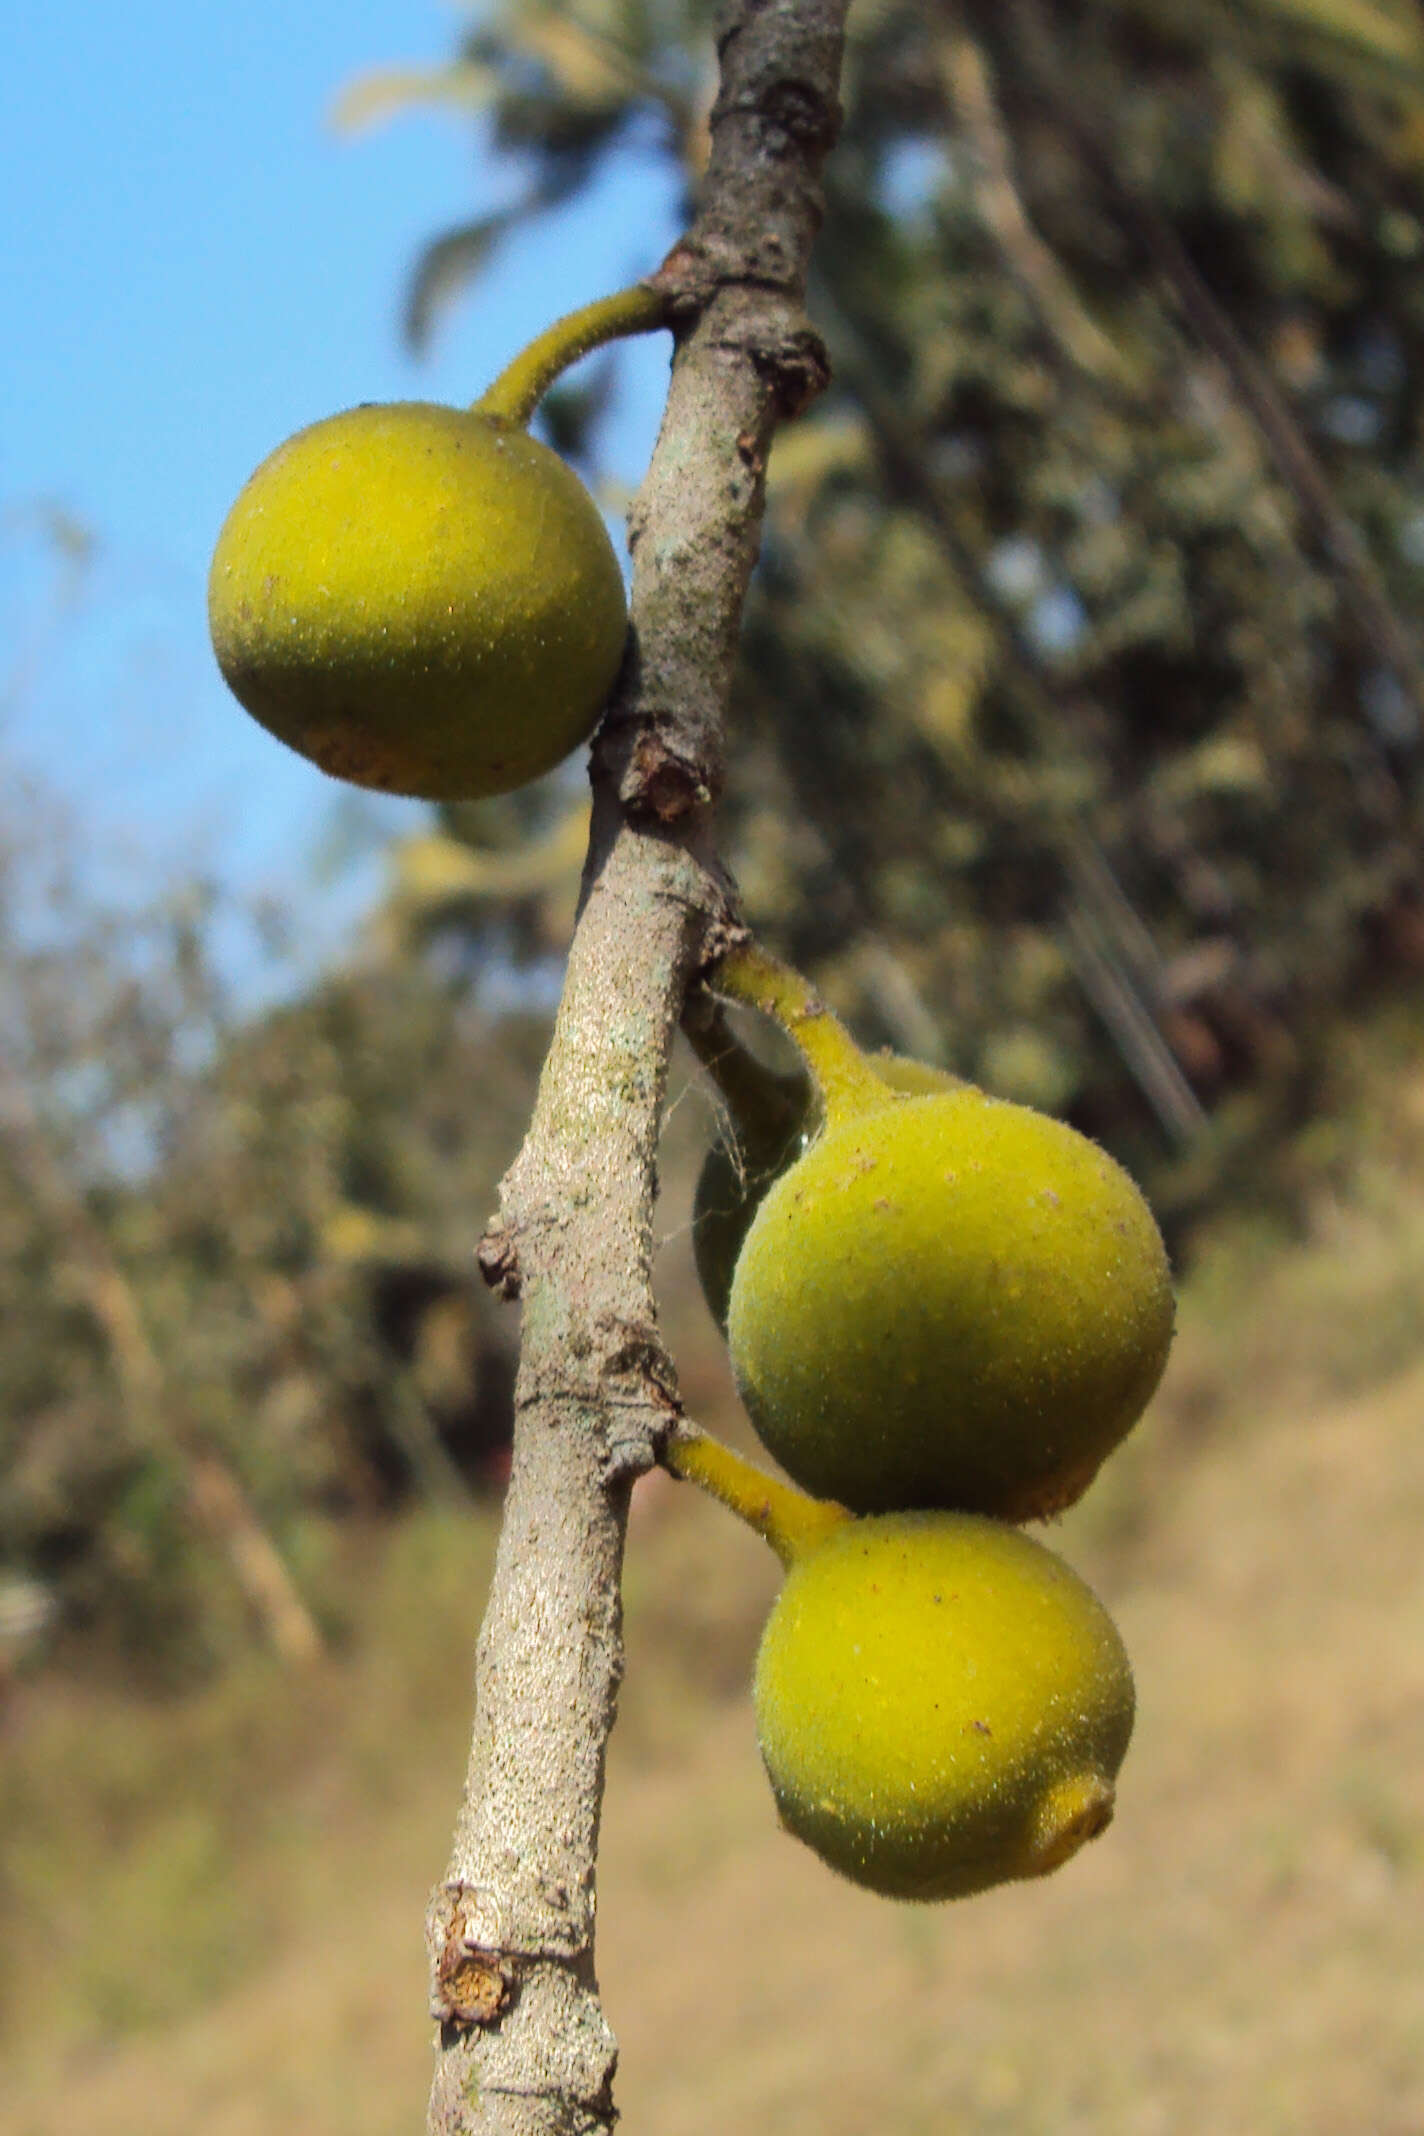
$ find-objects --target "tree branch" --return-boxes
[425,6,851,2130]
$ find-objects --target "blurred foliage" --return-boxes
[350,0,1424,1225]
[0,811,541,1684]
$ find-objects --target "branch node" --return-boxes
[596,1312,677,1398]
[601,1429,659,1488]
[621,730,712,821]
[647,237,718,324]
[476,1218,522,1301]
[750,324,832,417]
[695,917,754,979]
[429,1883,514,2031]
[711,73,843,157]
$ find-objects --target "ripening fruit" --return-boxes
[726,1086,1174,1520]
[754,1510,1134,1901]
[694,1051,962,1331]
[208,402,627,800]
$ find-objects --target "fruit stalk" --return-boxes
[683,993,810,1144]
[684,1000,812,1328]
[475,283,671,428]
[706,940,890,1125]
[661,1424,848,1565]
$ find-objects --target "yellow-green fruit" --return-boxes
[694,1053,962,1332]
[727,1089,1173,1519]
[754,1511,1134,1901]
[208,402,627,800]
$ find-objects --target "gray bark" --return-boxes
[425,4,851,2130]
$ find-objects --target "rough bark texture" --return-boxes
[425,5,851,2131]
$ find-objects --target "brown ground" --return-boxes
[4,1163,1424,2134]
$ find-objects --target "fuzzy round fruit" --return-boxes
[694,1055,962,1333]
[208,402,627,800]
[754,1511,1134,1901]
[726,1089,1174,1519]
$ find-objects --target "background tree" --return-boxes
[347,0,1424,1233]
[0,816,540,1681]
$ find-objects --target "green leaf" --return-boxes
[402,213,518,352]
[329,59,500,136]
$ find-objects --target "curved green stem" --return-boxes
[707,941,891,1128]
[661,1426,848,1568]
[474,283,671,428]
[685,995,812,1157]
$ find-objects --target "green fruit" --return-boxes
[726,1087,1173,1519]
[754,1510,1134,1901]
[208,401,627,800]
[694,1052,962,1331]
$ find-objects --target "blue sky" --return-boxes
[0,2,680,983]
